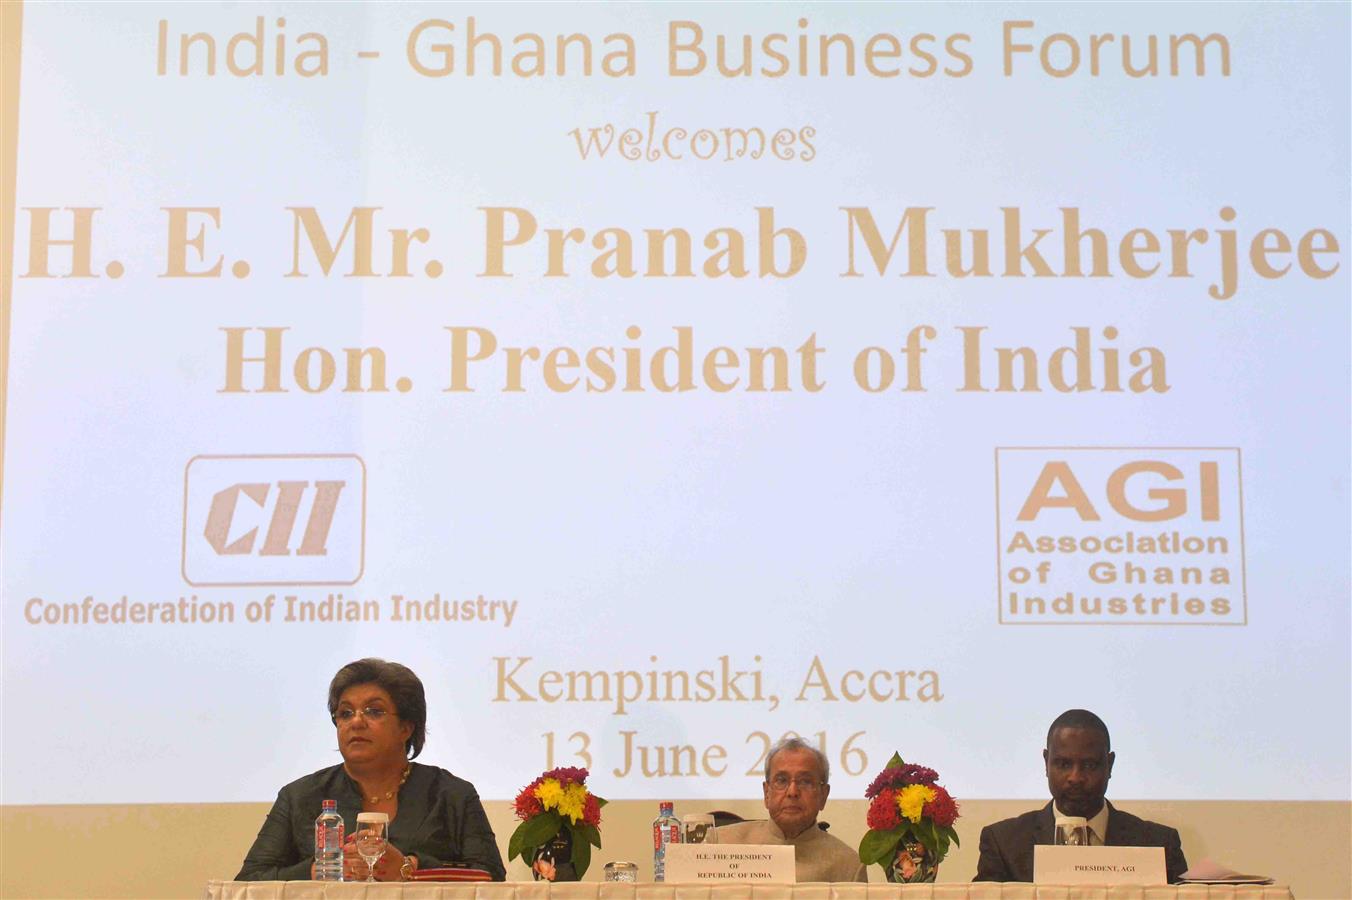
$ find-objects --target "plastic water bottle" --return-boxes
[314,799,345,881]
[652,801,681,882]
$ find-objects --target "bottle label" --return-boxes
[316,822,344,852]
[653,822,679,850]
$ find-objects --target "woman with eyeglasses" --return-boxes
[236,658,506,881]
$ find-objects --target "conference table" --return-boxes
[203,882,1294,899]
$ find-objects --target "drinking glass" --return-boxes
[603,861,638,882]
[683,813,716,844]
[355,811,390,882]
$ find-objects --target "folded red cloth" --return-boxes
[408,867,494,882]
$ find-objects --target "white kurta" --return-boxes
[713,819,868,883]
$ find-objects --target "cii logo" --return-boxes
[182,455,366,586]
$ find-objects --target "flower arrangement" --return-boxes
[507,767,606,880]
[858,753,960,881]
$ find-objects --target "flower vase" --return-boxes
[530,829,578,882]
[886,838,937,883]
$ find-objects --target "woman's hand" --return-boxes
[342,838,409,881]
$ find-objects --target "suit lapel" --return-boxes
[1015,803,1056,883]
[1103,800,1136,846]
[1032,802,1056,845]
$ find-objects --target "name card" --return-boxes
[1035,845,1167,884]
[663,843,796,883]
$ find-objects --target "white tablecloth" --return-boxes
[204,882,1295,900]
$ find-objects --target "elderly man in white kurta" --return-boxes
[714,737,867,883]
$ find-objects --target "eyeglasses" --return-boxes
[332,706,391,725]
[768,774,823,793]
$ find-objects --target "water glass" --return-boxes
[603,861,638,882]
[354,811,389,882]
[683,813,716,844]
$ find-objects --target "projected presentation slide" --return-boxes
[2,3,1347,808]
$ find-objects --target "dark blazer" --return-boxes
[236,762,506,881]
[974,801,1187,884]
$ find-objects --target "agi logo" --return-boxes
[182,454,366,586]
[995,447,1246,625]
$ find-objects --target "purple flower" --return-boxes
[897,764,939,785]
[865,766,901,798]
[864,762,941,798]
[542,766,589,786]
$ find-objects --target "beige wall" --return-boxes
[2,799,1347,899]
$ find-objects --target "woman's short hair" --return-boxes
[327,658,427,758]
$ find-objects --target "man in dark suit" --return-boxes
[974,709,1188,883]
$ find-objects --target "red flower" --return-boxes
[513,779,544,820]
[866,789,901,830]
[583,793,602,827]
[923,785,960,828]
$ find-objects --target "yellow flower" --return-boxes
[896,784,936,824]
[534,778,564,811]
[557,783,588,823]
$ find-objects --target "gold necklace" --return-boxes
[368,763,411,803]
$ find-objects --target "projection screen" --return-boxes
[2,0,1347,837]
